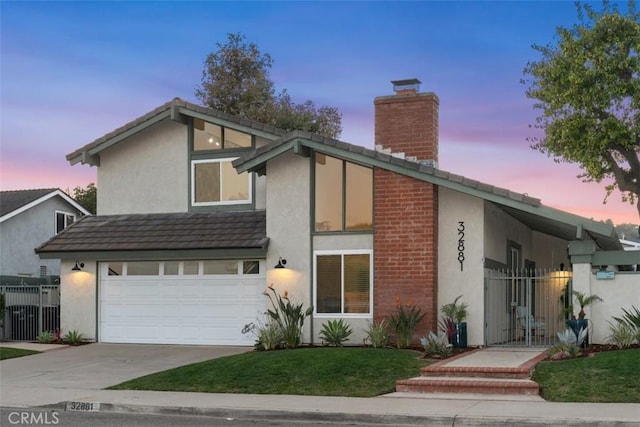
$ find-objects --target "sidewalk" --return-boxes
[1,343,639,426]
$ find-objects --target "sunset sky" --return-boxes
[1,1,637,225]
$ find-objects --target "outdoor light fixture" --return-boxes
[71,261,85,271]
[274,257,287,269]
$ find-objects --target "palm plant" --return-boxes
[572,291,603,319]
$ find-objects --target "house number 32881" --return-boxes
[457,221,465,272]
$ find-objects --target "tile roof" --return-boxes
[234,130,542,207]
[0,188,59,217]
[66,98,287,162]
[36,210,268,254]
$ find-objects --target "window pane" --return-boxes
[316,255,342,313]
[183,261,199,275]
[194,162,220,202]
[66,214,75,227]
[108,263,122,276]
[315,154,343,231]
[243,261,260,274]
[344,254,370,313]
[203,260,238,275]
[345,163,373,230]
[194,119,222,151]
[221,161,249,202]
[127,262,159,275]
[164,262,179,275]
[224,128,251,148]
[56,212,65,233]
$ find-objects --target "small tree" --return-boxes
[523,1,640,221]
[72,183,96,214]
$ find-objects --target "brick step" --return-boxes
[420,365,531,379]
[396,376,540,395]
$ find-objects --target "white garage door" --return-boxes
[99,260,265,345]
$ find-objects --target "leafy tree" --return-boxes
[195,33,342,138]
[523,1,640,221]
[72,183,96,214]
[615,222,640,241]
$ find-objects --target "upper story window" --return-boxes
[314,154,373,232]
[190,118,254,207]
[55,211,75,234]
[193,118,252,151]
[192,158,252,205]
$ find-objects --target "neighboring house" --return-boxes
[36,80,623,347]
[620,239,640,251]
[1,188,90,278]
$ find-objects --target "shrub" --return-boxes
[613,306,640,342]
[63,330,84,346]
[319,319,353,347]
[364,320,390,348]
[420,331,452,358]
[37,331,55,344]
[264,285,313,349]
[607,321,637,349]
[438,295,468,343]
[549,327,587,360]
[390,296,426,348]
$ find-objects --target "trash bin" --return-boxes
[9,305,39,341]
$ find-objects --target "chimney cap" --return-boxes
[391,78,421,93]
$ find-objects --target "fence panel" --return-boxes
[1,283,60,341]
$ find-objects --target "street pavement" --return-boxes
[1,343,639,426]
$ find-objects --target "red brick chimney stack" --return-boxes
[374,78,439,166]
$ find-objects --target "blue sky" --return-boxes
[1,1,636,224]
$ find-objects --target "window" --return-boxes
[192,158,251,205]
[127,262,159,276]
[314,154,372,232]
[55,211,76,234]
[315,251,372,315]
[193,118,252,151]
[104,260,261,276]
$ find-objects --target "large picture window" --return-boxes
[193,118,252,151]
[191,158,251,205]
[315,250,372,315]
[314,154,372,232]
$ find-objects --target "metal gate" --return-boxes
[0,283,60,341]
[484,269,572,347]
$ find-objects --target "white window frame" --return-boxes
[191,157,252,206]
[54,210,76,234]
[313,249,373,318]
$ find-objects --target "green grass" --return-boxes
[0,347,41,360]
[534,348,640,402]
[109,347,428,397]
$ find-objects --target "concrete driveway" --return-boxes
[0,343,250,407]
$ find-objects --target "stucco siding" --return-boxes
[1,198,84,277]
[97,119,188,215]
[590,272,639,344]
[531,232,570,270]
[265,153,313,341]
[60,260,97,341]
[438,188,484,346]
[484,202,533,266]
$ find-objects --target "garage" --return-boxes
[99,260,266,345]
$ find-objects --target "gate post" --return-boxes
[568,241,596,319]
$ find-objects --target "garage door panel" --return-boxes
[99,262,265,345]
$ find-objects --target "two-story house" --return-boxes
[36,80,621,346]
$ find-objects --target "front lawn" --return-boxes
[534,348,640,402]
[0,347,41,360]
[109,347,428,397]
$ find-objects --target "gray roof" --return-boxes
[36,210,268,257]
[0,188,59,217]
[233,130,621,251]
[66,98,288,165]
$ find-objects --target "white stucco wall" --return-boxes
[589,272,640,344]
[438,188,485,346]
[60,260,97,341]
[1,197,86,277]
[265,153,313,341]
[483,202,533,266]
[97,119,188,215]
[531,232,570,270]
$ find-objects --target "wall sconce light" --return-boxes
[71,261,85,271]
[274,257,287,269]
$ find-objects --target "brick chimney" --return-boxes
[374,78,439,166]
